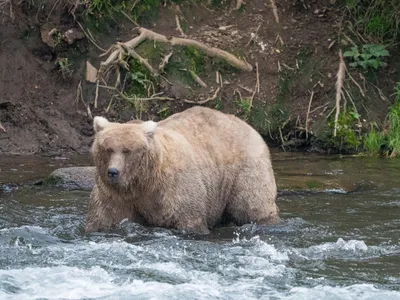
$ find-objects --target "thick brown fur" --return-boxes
[85,106,280,234]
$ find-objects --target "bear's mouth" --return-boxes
[108,177,119,184]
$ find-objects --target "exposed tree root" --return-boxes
[305,90,314,139]
[0,121,5,133]
[159,51,173,72]
[334,50,345,137]
[98,27,253,79]
[234,0,245,11]
[175,14,187,37]
[99,85,220,105]
[95,26,253,109]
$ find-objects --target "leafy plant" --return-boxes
[343,44,390,70]
[57,58,73,78]
[235,98,252,121]
[328,109,362,152]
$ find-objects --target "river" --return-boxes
[0,153,399,299]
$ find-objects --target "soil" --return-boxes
[0,0,398,155]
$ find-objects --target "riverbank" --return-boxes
[0,0,399,155]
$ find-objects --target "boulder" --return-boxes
[44,167,96,190]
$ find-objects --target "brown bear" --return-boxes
[85,106,280,234]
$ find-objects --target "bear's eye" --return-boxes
[122,149,131,154]
[106,147,113,154]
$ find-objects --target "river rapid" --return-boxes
[0,153,399,299]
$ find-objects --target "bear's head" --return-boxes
[91,116,158,188]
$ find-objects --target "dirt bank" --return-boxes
[0,0,398,155]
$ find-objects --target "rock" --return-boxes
[40,25,57,47]
[85,61,98,83]
[63,28,85,45]
[44,167,96,190]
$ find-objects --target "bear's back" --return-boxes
[157,106,270,161]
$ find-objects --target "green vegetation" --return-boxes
[343,44,390,70]
[363,122,385,155]
[56,58,74,78]
[362,82,400,157]
[327,110,362,153]
[235,98,252,121]
[343,0,400,42]
[387,84,400,156]
[157,106,170,119]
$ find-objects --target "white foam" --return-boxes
[282,283,400,300]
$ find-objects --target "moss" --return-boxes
[164,45,208,87]
[305,180,325,189]
[136,40,167,66]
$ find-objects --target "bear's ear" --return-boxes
[141,120,157,139]
[93,116,111,133]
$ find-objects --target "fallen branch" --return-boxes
[334,50,345,137]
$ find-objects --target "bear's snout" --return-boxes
[107,167,120,183]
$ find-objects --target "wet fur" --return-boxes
[85,106,280,234]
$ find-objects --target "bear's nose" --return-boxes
[107,168,119,179]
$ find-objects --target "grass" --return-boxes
[387,91,400,156]
[363,82,400,157]
[363,123,385,155]
[57,58,74,78]
[342,0,400,42]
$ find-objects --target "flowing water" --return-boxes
[0,153,399,299]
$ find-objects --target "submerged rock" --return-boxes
[43,167,96,190]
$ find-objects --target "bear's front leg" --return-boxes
[84,184,133,234]
[176,217,210,235]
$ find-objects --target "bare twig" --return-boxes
[184,87,220,105]
[233,0,244,10]
[346,68,366,97]
[334,50,346,137]
[310,102,330,114]
[0,121,6,132]
[120,10,139,26]
[188,70,207,88]
[0,0,14,20]
[175,14,187,37]
[269,0,279,23]
[238,85,254,93]
[119,43,157,75]
[76,21,106,52]
[94,80,99,109]
[159,51,173,71]
[249,62,260,108]
[256,62,260,93]
[305,90,315,139]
